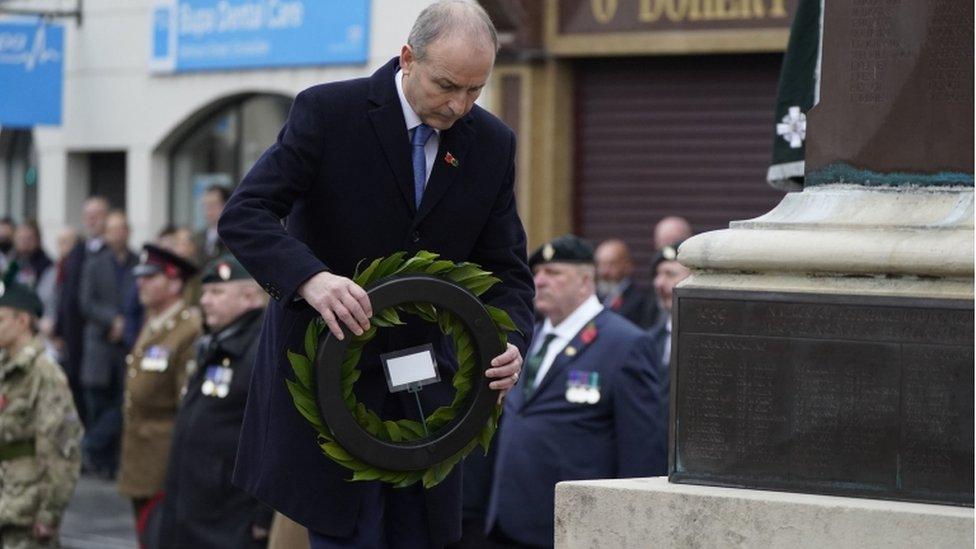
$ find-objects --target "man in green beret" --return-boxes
[156,255,272,548]
[0,268,84,548]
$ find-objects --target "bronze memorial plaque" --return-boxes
[669,289,974,506]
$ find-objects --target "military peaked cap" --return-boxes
[133,243,198,281]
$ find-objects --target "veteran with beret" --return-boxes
[647,240,690,414]
[485,235,667,548]
[117,245,202,534]
[156,255,273,549]
[0,266,83,548]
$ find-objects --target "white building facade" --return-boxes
[1,0,484,252]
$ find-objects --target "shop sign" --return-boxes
[550,0,797,55]
[0,19,63,126]
[149,0,369,73]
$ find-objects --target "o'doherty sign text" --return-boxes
[552,0,797,55]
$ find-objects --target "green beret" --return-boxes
[201,254,252,284]
[529,234,595,269]
[0,263,43,317]
[133,243,198,281]
[651,240,685,272]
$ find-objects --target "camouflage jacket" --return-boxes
[0,337,83,528]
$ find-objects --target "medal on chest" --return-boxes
[201,359,233,398]
[140,345,170,372]
[566,370,601,404]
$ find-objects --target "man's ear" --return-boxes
[400,44,415,76]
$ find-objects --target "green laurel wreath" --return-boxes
[285,251,518,488]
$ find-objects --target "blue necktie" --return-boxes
[411,123,434,209]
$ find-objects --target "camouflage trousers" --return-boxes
[0,525,58,549]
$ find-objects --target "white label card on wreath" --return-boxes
[381,344,441,393]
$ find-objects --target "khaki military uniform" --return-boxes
[117,301,201,499]
[0,337,83,549]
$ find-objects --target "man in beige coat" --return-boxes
[117,244,201,539]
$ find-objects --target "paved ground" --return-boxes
[60,475,137,549]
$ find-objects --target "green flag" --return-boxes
[767,0,822,191]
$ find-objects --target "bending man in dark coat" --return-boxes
[218,2,534,547]
[157,256,272,548]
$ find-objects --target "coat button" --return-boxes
[412,231,421,243]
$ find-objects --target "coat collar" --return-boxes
[366,57,476,224]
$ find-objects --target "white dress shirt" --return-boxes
[395,70,439,185]
[528,295,604,389]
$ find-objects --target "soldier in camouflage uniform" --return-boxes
[0,266,83,548]
[117,245,200,541]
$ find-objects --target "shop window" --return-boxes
[169,94,291,229]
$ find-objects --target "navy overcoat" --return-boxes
[485,310,667,547]
[218,57,535,544]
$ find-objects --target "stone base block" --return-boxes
[555,477,974,549]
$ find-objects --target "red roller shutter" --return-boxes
[575,54,787,281]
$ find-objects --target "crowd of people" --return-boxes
[0,188,693,549]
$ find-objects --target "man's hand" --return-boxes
[108,315,125,343]
[251,524,270,541]
[299,271,373,340]
[33,522,54,541]
[485,343,522,403]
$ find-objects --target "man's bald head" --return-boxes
[654,216,693,250]
[408,0,498,61]
[594,239,634,286]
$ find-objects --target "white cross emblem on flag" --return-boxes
[777,106,807,149]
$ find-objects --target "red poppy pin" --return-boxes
[580,322,598,345]
[611,296,623,310]
[444,152,459,168]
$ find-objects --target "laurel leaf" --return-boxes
[376,307,404,326]
[287,350,312,389]
[354,257,383,286]
[393,471,424,488]
[286,379,325,432]
[397,419,426,439]
[303,321,318,362]
[352,469,384,482]
[384,421,402,442]
[445,264,488,284]
[414,303,437,322]
[321,441,354,462]
[465,275,502,296]
[485,305,518,333]
[426,260,455,274]
[374,251,407,279]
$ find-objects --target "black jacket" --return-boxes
[157,308,272,549]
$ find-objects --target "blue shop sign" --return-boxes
[0,19,64,127]
[149,0,370,73]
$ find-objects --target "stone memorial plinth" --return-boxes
[555,478,974,549]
